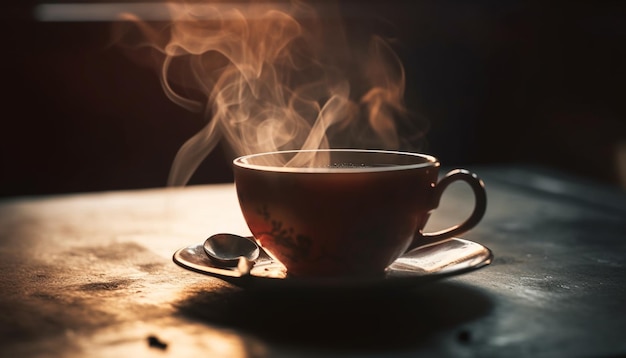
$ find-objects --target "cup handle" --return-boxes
[408,169,487,251]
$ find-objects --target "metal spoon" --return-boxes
[203,233,260,275]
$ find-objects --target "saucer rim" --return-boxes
[172,237,494,290]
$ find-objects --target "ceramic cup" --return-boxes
[233,149,487,278]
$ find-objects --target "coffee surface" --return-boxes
[326,163,398,168]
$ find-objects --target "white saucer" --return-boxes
[172,237,493,290]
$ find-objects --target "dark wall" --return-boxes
[369,0,626,185]
[1,0,625,198]
[1,9,234,197]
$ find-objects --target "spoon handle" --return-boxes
[237,256,254,276]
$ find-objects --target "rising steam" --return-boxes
[117,0,426,186]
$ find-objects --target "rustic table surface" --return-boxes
[1,165,625,357]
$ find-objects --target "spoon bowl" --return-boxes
[203,233,260,268]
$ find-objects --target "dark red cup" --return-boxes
[233,149,486,278]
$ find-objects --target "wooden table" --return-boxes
[1,165,625,357]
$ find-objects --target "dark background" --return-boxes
[1,0,625,198]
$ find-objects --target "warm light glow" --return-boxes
[72,318,262,357]
[34,2,291,22]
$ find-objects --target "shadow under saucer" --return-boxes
[173,280,494,353]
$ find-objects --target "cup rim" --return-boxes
[233,149,439,173]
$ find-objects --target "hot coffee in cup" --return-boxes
[233,149,486,278]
